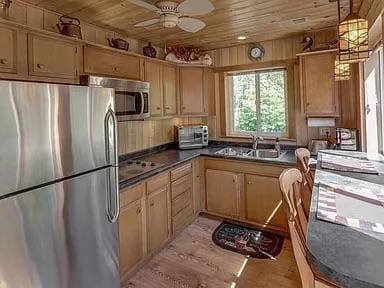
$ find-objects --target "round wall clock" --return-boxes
[248,43,265,61]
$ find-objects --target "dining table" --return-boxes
[307,150,384,288]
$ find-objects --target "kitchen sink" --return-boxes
[215,147,286,159]
[246,149,286,159]
[215,147,253,157]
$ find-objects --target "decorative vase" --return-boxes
[143,42,157,58]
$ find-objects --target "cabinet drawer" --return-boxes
[171,173,192,199]
[172,204,193,234]
[172,188,192,216]
[84,46,142,80]
[171,162,192,181]
[28,34,80,80]
[120,183,145,208]
[146,172,169,195]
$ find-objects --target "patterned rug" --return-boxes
[212,222,284,259]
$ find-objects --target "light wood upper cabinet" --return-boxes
[300,51,339,117]
[147,186,170,253]
[163,64,178,116]
[245,174,288,231]
[206,169,240,218]
[119,184,147,278]
[180,67,206,115]
[28,34,81,81]
[84,45,142,80]
[145,60,163,117]
[0,25,27,76]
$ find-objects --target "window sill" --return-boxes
[217,135,297,143]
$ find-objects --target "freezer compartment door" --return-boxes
[0,81,118,197]
[0,168,119,288]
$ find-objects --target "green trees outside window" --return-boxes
[229,69,287,136]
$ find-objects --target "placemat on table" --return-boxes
[321,153,378,174]
[317,181,384,235]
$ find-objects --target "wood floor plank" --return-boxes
[123,216,301,288]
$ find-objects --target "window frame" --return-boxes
[226,67,289,138]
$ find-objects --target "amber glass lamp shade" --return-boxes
[338,13,369,63]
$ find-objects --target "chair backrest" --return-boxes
[279,168,313,288]
[295,148,314,218]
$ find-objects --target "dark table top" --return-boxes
[307,151,384,288]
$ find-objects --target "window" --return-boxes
[227,68,288,137]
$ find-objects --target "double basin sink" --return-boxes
[215,147,286,159]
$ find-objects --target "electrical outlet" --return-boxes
[319,127,331,136]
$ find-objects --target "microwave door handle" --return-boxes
[139,92,145,118]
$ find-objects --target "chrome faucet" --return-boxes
[275,137,281,154]
[251,135,264,149]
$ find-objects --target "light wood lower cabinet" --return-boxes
[245,174,287,231]
[206,169,240,218]
[119,184,147,278]
[28,34,81,81]
[147,185,170,253]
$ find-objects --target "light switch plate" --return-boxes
[319,127,331,136]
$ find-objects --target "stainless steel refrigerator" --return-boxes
[0,80,120,288]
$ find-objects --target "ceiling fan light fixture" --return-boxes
[160,13,179,28]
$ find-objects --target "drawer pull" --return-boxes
[149,201,155,207]
[0,59,9,65]
[136,207,141,214]
[36,63,45,69]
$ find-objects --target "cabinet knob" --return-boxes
[136,207,141,214]
[232,179,236,183]
[114,67,119,72]
[165,106,170,110]
[0,59,9,65]
[247,181,251,184]
[150,201,155,207]
[36,63,45,69]
[156,106,161,110]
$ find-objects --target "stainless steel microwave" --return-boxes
[81,75,150,121]
[176,125,209,149]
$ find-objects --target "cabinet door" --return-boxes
[301,52,338,116]
[147,186,170,253]
[145,61,163,117]
[180,67,205,115]
[163,65,177,116]
[119,198,146,276]
[28,34,80,80]
[84,46,142,80]
[245,174,287,231]
[206,169,240,218]
[0,26,17,74]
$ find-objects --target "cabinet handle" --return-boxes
[165,106,170,110]
[149,201,155,207]
[114,67,119,72]
[0,59,9,65]
[232,179,236,183]
[136,207,141,214]
[247,181,251,184]
[36,63,45,69]
[156,106,161,110]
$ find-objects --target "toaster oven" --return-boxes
[176,125,208,149]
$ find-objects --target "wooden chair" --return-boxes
[279,168,338,288]
[295,148,314,219]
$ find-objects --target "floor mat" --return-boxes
[212,222,284,259]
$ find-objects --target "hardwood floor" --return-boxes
[122,216,301,288]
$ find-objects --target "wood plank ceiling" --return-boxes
[23,0,362,50]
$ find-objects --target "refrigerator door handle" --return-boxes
[104,108,120,223]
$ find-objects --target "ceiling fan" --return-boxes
[125,0,215,33]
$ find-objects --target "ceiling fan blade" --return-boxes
[178,17,206,33]
[178,0,214,16]
[134,18,160,27]
[124,0,159,11]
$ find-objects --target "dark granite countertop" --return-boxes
[119,144,296,189]
[307,151,384,288]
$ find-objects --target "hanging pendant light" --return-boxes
[335,58,351,81]
[338,0,369,63]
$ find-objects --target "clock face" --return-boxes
[249,43,265,61]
